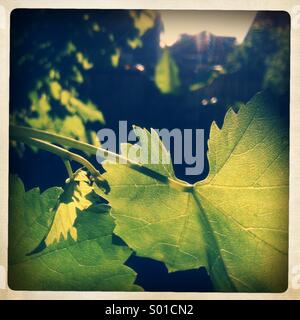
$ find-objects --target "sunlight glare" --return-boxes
[160,11,256,47]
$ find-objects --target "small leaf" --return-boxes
[49,81,62,100]
[45,170,94,246]
[127,37,142,49]
[155,48,181,94]
[130,10,156,37]
[111,48,121,68]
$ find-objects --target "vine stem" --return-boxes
[17,136,101,178]
[11,125,100,155]
[63,160,74,180]
[10,125,194,192]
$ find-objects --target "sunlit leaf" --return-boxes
[8,174,141,291]
[130,10,156,37]
[127,37,143,49]
[76,52,93,70]
[98,92,288,292]
[45,170,94,245]
[69,98,105,124]
[154,48,181,94]
[111,48,121,68]
[49,81,62,100]
[59,115,87,141]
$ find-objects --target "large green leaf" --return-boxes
[99,92,288,292]
[154,48,181,94]
[8,174,141,291]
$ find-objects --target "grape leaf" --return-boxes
[8,174,141,291]
[45,169,94,246]
[154,48,181,94]
[99,92,288,292]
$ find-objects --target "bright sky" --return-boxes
[159,11,257,47]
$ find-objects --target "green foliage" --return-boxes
[11,50,104,147]
[8,172,141,291]
[130,10,157,37]
[128,10,157,49]
[9,87,288,292]
[9,10,290,292]
[263,27,290,94]
[189,67,226,92]
[23,87,104,146]
[10,10,159,149]
[44,170,95,245]
[154,48,181,94]
[98,92,288,292]
[226,21,290,95]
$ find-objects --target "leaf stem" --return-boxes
[10,125,194,192]
[19,136,101,178]
[11,125,99,155]
[63,160,74,180]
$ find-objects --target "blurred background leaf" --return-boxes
[154,47,181,94]
[10,9,160,150]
